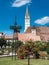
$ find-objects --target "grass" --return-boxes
[0,57,49,65]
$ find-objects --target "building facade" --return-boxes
[25,26,49,42]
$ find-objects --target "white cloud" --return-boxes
[35,16,49,25]
[12,0,31,7]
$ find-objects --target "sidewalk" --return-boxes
[0,53,17,58]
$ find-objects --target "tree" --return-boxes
[36,41,47,51]
[0,38,6,48]
[12,40,23,50]
[46,42,49,54]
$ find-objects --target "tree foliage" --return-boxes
[0,38,6,48]
[46,42,49,54]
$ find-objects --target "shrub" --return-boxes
[0,51,3,55]
[17,48,24,59]
[39,51,47,59]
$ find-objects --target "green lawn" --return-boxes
[0,57,49,65]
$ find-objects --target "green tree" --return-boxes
[46,42,49,54]
[0,38,6,48]
[36,41,47,51]
[12,40,23,50]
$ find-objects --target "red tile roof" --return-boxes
[18,33,41,42]
[25,26,49,42]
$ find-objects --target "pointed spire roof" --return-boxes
[14,16,17,25]
[26,5,29,17]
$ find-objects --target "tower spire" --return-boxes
[24,5,30,32]
[14,16,17,25]
[26,5,29,17]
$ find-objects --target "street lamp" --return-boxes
[10,16,21,60]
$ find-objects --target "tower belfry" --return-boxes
[24,6,30,32]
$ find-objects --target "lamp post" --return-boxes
[28,52,30,65]
[10,16,21,60]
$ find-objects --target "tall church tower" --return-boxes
[24,6,30,32]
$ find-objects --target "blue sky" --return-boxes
[0,0,49,35]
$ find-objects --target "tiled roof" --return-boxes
[25,27,31,33]
[5,35,13,40]
[18,33,41,42]
[25,26,49,42]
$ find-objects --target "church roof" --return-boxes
[18,33,41,42]
[25,26,49,42]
